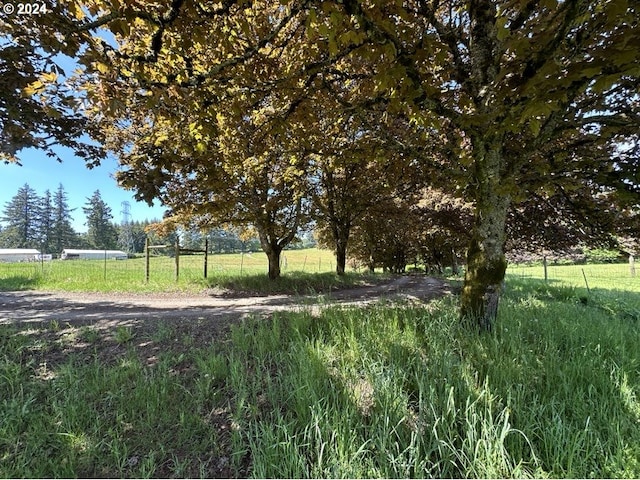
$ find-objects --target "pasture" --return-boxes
[507,262,640,311]
[0,248,344,293]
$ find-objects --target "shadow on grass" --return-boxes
[505,277,640,320]
[0,321,238,478]
[207,271,391,297]
[0,275,43,292]
[226,292,640,478]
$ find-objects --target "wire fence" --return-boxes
[506,258,639,305]
[0,249,340,290]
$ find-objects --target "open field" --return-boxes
[1,273,639,478]
[0,248,344,293]
[508,262,638,291]
[507,262,640,311]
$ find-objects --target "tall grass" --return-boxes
[1,279,639,478]
[225,284,640,478]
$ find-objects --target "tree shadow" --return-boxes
[0,275,42,291]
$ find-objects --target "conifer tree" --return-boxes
[51,184,78,254]
[38,189,53,253]
[0,183,41,248]
[83,190,117,249]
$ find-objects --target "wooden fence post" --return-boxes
[204,238,208,279]
[631,254,636,278]
[175,238,180,282]
[145,237,150,284]
[543,256,548,283]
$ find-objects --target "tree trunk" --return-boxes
[332,222,350,276]
[265,246,282,280]
[460,143,510,331]
[336,245,347,275]
[334,231,350,276]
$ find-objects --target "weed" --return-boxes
[114,326,134,344]
[151,322,175,343]
[79,326,99,343]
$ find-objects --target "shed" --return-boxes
[61,249,128,260]
[0,248,41,262]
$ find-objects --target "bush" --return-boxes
[583,247,622,264]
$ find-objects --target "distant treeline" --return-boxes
[0,183,316,255]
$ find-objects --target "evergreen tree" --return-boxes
[83,190,117,249]
[38,189,53,253]
[51,184,78,254]
[130,220,151,253]
[0,183,41,248]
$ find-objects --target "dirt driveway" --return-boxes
[0,275,455,327]
[0,274,457,402]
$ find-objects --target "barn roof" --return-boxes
[0,248,41,255]
[61,249,127,255]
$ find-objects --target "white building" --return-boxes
[61,249,128,260]
[0,248,41,262]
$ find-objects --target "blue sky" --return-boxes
[1,38,167,233]
[1,147,167,233]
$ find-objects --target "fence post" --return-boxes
[204,238,208,279]
[543,255,548,283]
[175,239,180,282]
[631,254,636,278]
[145,237,150,283]
[581,268,590,294]
[104,249,107,281]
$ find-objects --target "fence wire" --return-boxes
[507,260,639,306]
[0,250,339,289]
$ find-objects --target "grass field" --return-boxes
[0,248,345,293]
[1,273,639,477]
[507,262,638,291]
[507,262,640,311]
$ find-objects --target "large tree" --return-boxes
[38,189,54,253]
[51,183,79,254]
[0,183,41,248]
[70,0,638,328]
[83,190,117,249]
[309,128,403,274]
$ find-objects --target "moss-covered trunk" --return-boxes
[460,143,510,331]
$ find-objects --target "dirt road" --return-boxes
[0,275,455,326]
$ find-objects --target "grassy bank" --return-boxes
[1,280,639,477]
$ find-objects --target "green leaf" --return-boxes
[496,16,509,41]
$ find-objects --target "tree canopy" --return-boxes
[5,0,639,328]
[0,3,105,163]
